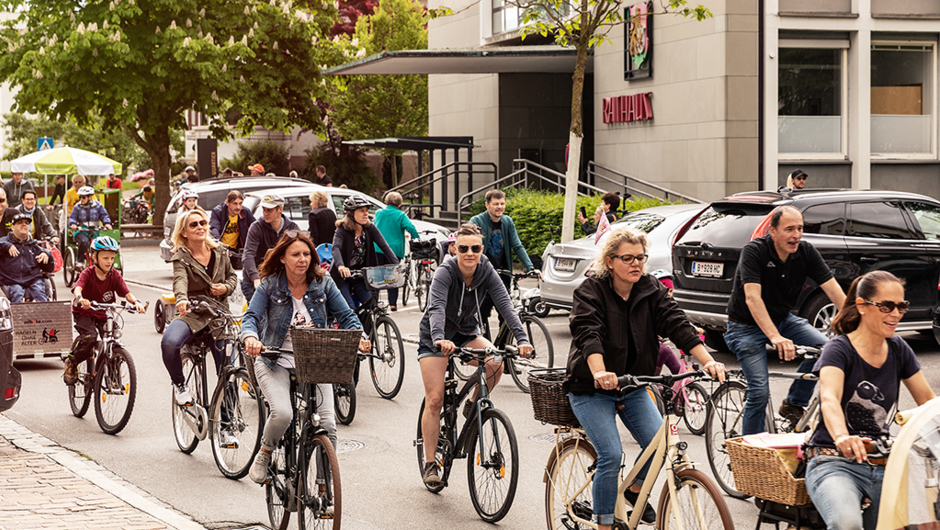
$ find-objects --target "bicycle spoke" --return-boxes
[467,408,518,523]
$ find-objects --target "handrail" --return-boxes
[386,161,497,198]
[456,168,530,222]
[587,161,704,204]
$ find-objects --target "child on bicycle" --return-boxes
[63,236,146,385]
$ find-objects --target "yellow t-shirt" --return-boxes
[220,214,240,248]
[66,188,81,216]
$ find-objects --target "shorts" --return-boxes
[417,332,476,360]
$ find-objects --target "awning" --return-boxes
[343,137,478,151]
[323,46,591,76]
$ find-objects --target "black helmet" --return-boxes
[343,195,371,213]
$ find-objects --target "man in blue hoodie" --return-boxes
[0,213,53,302]
[469,189,536,325]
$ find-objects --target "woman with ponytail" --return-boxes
[805,271,935,530]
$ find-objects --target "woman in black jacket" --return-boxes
[308,190,336,246]
[564,227,725,529]
[331,195,397,309]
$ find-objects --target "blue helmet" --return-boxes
[90,236,120,252]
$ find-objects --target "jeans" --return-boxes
[378,253,399,306]
[568,389,664,525]
[7,278,48,303]
[806,455,882,530]
[75,231,91,263]
[339,277,372,311]
[70,314,104,364]
[160,319,225,386]
[254,356,336,450]
[724,313,827,435]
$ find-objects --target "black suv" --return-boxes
[0,296,20,412]
[672,189,940,350]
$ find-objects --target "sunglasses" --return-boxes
[188,219,208,229]
[285,230,300,239]
[0,198,6,203]
[611,254,648,264]
[794,176,807,181]
[863,299,910,314]
[457,244,483,254]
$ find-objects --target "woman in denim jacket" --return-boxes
[240,231,370,484]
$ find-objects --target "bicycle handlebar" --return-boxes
[615,370,709,393]
[87,299,149,314]
[439,344,520,363]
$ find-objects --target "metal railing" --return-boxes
[587,161,704,204]
[386,161,497,221]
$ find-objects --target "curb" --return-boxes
[0,415,207,530]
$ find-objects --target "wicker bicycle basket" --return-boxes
[410,239,438,261]
[528,368,579,426]
[726,437,811,506]
[290,328,362,384]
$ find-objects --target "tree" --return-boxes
[510,0,711,242]
[332,0,379,37]
[328,0,429,188]
[0,0,335,224]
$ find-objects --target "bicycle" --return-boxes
[455,270,555,393]
[260,339,357,530]
[704,345,821,498]
[410,238,438,312]
[415,345,521,523]
[333,266,406,425]
[170,295,264,480]
[62,225,98,288]
[538,369,734,530]
[66,300,147,435]
[648,347,711,436]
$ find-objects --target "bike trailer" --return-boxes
[10,301,73,361]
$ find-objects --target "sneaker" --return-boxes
[63,358,78,385]
[779,400,805,426]
[389,305,397,312]
[219,429,239,449]
[624,488,656,524]
[173,383,192,406]
[422,461,441,485]
[250,449,272,484]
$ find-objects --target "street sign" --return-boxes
[37,137,54,151]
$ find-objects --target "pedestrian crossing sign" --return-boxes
[37,137,54,151]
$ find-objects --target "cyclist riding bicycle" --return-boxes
[417,223,534,486]
[68,186,112,267]
[63,236,146,385]
[563,228,725,528]
[330,195,398,312]
[241,231,369,484]
[0,212,54,302]
[178,189,200,213]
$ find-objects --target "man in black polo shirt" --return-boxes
[724,205,845,435]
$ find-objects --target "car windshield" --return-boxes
[677,204,772,247]
[613,212,665,234]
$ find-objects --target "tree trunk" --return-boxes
[561,27,592,243]
[390,154,399,188]
[132,128,172,226]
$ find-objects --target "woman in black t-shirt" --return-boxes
[805,271,936,530]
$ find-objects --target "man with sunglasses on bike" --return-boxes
[725,205,846,435]
[242,194,299,303]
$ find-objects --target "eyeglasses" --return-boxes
[188,219,208,229]
[863,299,910,314]
[457,244,483,254]
[611,254,648,264]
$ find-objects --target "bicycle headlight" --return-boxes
[112,329,122,339]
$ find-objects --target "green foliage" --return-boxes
[302,140,379,192]
[220,140,291,177]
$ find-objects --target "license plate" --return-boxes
[554,258,576,272]
[691,261,723,278]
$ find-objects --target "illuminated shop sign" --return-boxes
[602,92,653,124]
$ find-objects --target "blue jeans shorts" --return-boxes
[417,332,476,360]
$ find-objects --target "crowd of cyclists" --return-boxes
[3,165,933,530]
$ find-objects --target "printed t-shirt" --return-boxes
[220,214,240,248]
[73,267,130,321]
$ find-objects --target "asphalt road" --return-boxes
[6,242,940,529]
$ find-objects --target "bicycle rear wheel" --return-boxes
[94,348,137,435]
[68,358,93,418]
[298,432,341,530]
[266,444,291,530]
[153,299,166,334]
[505,315,555,393]
[370,316,405,399]
[63,247,76,287]
[171,354,202,454]
[402,262,412,306]
[334,383,356,425]
[704,380,749,498]
[210,368,263,479]
[656,468,734,530]
[681,382,709,436]
[467,407,519,523]
[417,266,433,312]
[544,435,597,530]
[416,398,452,493]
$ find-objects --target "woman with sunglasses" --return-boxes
[563,227,726,528]
[331,195,397,311]
[160,208,238,407]
[417,223,534,485]
[241,231,369,484]
[805,271,935,530]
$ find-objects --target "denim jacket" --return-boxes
[239,270,363,370]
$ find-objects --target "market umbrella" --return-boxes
[10,146,122,175]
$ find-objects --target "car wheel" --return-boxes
[529,297,550,318]
[801,292,836,339]
[703,329,729,353]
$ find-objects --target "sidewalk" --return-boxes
[0,415,206,530]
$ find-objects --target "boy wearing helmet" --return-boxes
[177,189,200,213]
[63,236,145,385]
[0,212,54,302]
[68,186,112,267]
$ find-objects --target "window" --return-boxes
[285,196,310,221]
[801,203,844,235]
[846,202,914,239]
[778,46,846,157]
[491,0,567,36]
[871,42,935,156]
[905,201,940,241]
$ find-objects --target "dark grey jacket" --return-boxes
[330,223,397,291]
[418,255,530,350]
[2,179,34,208]
[242,214,299,283]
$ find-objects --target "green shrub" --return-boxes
[220,140,291,176]
[302,142,379,193]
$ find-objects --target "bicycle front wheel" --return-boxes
[704,380,748,498]
[298,432,342,530]
[210,368,264,479]
[68,357,93,418]
[417,267,432,312]
[656,468,734,530]
[63,246,76,287]
[370,316,405,399]
[467,408,519,523]
[334,383,356,425]
[94,348,137,435]
[545,436,597,530]
[266,445,291,530]
[505,315,555,393]
[681,382,709,436]
[171,354,202,454]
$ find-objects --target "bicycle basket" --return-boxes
[528,368,579,427]
[290,327,362,384]
[726,437,811,506]
[410,239,438,261]
[363,264,405,289]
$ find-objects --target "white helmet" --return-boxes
[180,189,199,201]
[78,186,95,196]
